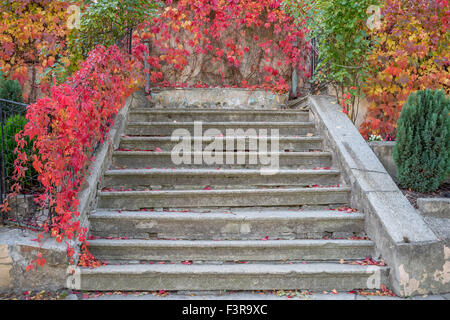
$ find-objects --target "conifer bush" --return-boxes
[393,89,450,193]
[0,76,23,103]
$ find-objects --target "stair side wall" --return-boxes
[309,95,449,297]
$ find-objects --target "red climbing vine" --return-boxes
[1,43,145,269]
[137,0,311,93]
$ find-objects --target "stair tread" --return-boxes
[90,209,363,220]
[113,151,331,156]
[128,121,314,125]
[120,136,323,141]
[104,168,340,175]
[89,239,374,247]
[130,109,310,114]
[77,262,386,274]
[98,187,350,195]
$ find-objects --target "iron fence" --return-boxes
[0,98,47,230]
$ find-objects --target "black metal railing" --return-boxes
[0,28,135,229]
[309,36,331,95]
[0,98,46,229]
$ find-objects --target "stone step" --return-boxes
[89,210,364,240]
[125,121,316,136]
[88,239,375,262]
[128,109,311,122]
[119,136,323,152]
[68,263,389,292]
[111,151,332,169]
[97,187,350,210]
[102,169,341,189]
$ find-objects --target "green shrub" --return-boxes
[0,114,36,189]
[393,89,450,193]
[0,77,23,103]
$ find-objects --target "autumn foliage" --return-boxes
[1,43,145,269]
[0,0,72,103]
[138,0,311,93]
[361,0,450,138]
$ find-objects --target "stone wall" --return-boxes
[0,227,68,292]
[150,88,288,109]
[369,141,450,184]
[368,142,398,182]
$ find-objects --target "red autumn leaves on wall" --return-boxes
[1,43,144,269]
[137,0,311,93]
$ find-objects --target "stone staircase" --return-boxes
[75,104,389,292]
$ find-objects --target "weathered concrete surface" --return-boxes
[128,108,310,122]
[309,95,449,296]
[88,239,375,262]
[368,141,398,182]
[0,227,68,291]
[112,151,332,169]
[417,198,450,219]
[0,244,12,289]
[126,121,316,136]
[75,290,450,300]
[96,187,351,210]
[150,88,288,110]
[89,210,366,240]
[68,263,389,292]
[119,136,323,152]
[102,168,341,189]
[420,217,450,244]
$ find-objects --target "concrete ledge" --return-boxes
[70,263,389,292]
[88,239,375,262]
[309,95,449,296]
[89,210,366,240]
[368,141,397,181]
[369,141,450,184]
[150,88,288,109]
[0,227,68,291]
[417,198,450,219]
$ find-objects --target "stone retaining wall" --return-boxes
[150,88,288,110]
[368,141,450,184]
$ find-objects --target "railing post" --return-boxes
[128,27,133,55]
[290,36,298,100]
[310,37,317,95]
[144,40,151,95]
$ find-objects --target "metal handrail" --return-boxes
[0,98,28,107]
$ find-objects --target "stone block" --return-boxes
[417,198,450,219]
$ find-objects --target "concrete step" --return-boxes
[125,121,316,136]
[102,169,341,189]
[97,187,350,210]
[89,209,365,240]
[68,263,389,292]
[88,239,375,262]
[119,136,323,152]
[111,151,332,169]
[128,109,310,122]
